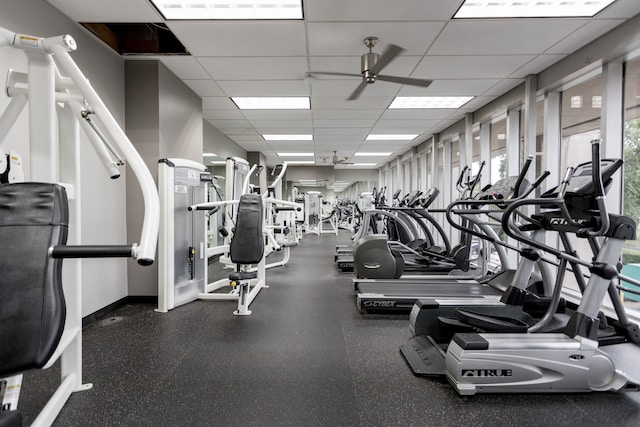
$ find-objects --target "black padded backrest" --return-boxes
[230,194,264,265]
[0,183,68,376]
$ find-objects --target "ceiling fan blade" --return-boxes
[369,44,405,75]
[307,71,362,78]
[347,81,368,100]
[376,74,433,88]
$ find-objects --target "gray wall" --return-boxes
[0,0,129,317]
[203,120,246,160]
[125,60,204,296]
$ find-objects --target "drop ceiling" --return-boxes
[46,0,640,169]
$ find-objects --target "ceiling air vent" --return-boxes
[81,23,188,56]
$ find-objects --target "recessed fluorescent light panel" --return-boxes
[263,134,313,141]
[231,97,310,110]
[454,0,616,18]
[150,0,303,20]
[203,152,218,157]
[366,135,417,141]
[277,152,314,156]
[354,152,392,157]
[349,163,377,167]
[389,96,473,109]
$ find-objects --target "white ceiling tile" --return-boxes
[380,109,456,120]
[372,121,438,132]
[168,21,307,56]
[429,20,588,55]
[509,55,567,78]
[396,79,502,96]
[312,96,392,110]
[202,97,237,110]
[545,19,626,55]
[227,134,263,142]
[482,79,523,96]
[314,128,370,140]
[414,55,535,79]
[198,57,309,81]
[309,79,401,97]
[266,141,315,150]
[183,79,225,97]
[307,22,446,56]
[209,119,252,129]
[242,110,312,121]
[309,56,421,76]
[46,0,162,21]
[305,0,461,21]
[457,96,496,111]
[314,119,378,128]
[596,0,640,19]
[159,57,210,79]
[217,80,310,97]
[250,121,313,131]
[203,109,245,120]
[313,109,382,120]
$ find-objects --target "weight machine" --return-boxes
[193,161,300,315]
[0,26,159,426]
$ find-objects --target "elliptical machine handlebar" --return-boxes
[456,165,469,193]
[513,155,533,197]
[587,139,610,237]
[500,139,609,263]
[467,161,485,193]
[444,168,550,244]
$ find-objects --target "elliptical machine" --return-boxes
[445,140,640,394]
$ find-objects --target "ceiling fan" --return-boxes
[307,36,433,101]
[331,151,353,166]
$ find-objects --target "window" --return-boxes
[622,57,640,307]
[560,77,602,171]
[490,117,507,182]
[560,75,603,294]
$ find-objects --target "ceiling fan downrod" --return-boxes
[362,36,379,83]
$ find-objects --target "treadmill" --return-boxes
[354,158,549,312]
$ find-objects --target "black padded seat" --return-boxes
[0,183,68,376]
[229,271,258,281]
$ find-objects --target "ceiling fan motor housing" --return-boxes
[362,52,379,83]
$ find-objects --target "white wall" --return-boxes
[0,0,129,316]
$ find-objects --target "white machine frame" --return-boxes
[189,161,300,315]
[0,27,159,426]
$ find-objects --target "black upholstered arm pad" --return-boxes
[0,183,68,376]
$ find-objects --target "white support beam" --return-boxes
[480,122,491,188]
[523,75,538,182]
[601,60,624,215]
[506,108,521,178]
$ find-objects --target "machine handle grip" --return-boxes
[531,170,551,190]
[456,165,468,187]
[469,161,485,190]
[591,139,604,198]
[51,245,139,261]
[513,155,533,196]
